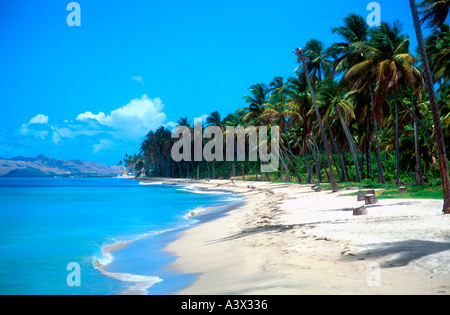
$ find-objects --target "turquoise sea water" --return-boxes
[0,177,240,295]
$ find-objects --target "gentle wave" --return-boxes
[93,228,182,294]
[139,181,164,185]
[94,266,163,295]
[183,206,208,219]
[177,185,233,195]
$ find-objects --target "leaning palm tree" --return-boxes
[345,21,424,184]
[409,0,450,214]
[295,39,333,90]
[295,47,339,192]
[318,78,362,182]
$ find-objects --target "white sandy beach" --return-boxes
[145,178,450,295]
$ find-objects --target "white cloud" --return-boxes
[5,94,170,163]
[195,113,209,123]
[75,94,167,140]
[76,111,107,123]
[132,76,144,84]
[29,114,49,124]
[19,114,51,139]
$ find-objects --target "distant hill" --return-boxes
[0,155,123,177]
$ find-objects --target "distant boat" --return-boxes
[117,170,135,179]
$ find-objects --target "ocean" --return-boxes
[0,177,241,295]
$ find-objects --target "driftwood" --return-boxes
[353,205,368,216]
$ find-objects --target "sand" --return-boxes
[145,178,450,295]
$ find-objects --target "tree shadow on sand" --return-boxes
[343,239,450,268]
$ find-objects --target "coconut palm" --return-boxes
[410,0,450,214]
[318,78,362,182]
[242,83,270,125]
[418,0,450,29]
[345,21,424,184]
[295,39,332,90]
[328,14,370,74]
[295,47,339,192]
[425,24,450,85]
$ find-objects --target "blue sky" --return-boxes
[0,0,429,165]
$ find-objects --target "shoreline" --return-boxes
[142,177,450,295]
[95,178,245,295]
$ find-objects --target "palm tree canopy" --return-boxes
[418,0,450,29]
[345,21,424,118]
[425,23,450,84]
[206,111,223,127]
[327,14,370,73]
[295,39,332,81]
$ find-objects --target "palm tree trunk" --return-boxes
[394,90,400,185]
[366,115,373,178]
[298,49,339,192]
[279,150,292,182]
[336,105,362,182]
[412,95,424,186]
[308,136,322,182]
[312,135,330,181]
[297,139,314,183]
[326,121,345,181]
[409,0,450,213]
[282,145,305,183]
[370,85,386,184]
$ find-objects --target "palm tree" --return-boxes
[328,14,370,74]
[295,47,339,192]
[206,111,226,179]
[263,76,305,182]
[318,78,362,182]
[286,76,316,183]
[425,24,450,85]
[345,21,424,184]
[295,39,332,90]
[176,117,193,177]
[418,0,450,29]
[409,0,450,214]
[243,83,270,125]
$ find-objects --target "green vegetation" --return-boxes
[123,2,450,212]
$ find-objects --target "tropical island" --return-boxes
[122,5,450,213]
[111,2,450,295]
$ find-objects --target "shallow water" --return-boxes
[0,177,240,294]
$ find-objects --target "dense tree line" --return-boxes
[123,2,450,213]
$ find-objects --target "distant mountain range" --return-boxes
[0,155,123,177]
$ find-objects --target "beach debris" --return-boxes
[353,205,368,216]
[399,186,407,194]
[357,189,376,201]
[231,180,236,186]
[247,184,255,189]
[311,184,322,192]
[364,194,378,205]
